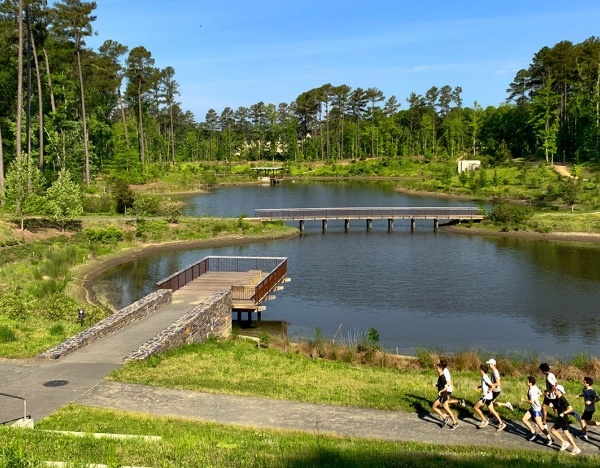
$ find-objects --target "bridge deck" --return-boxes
[255,207,483,221]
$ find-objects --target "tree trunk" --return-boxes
[0,125,4,204]
[25,6,32,157]
[43,48,56,113]
[118,88,129,149]
[137,81,145,165]
[31,38,44,171]
[16,0,24,161]
[76,49,90,185]
[169,105,175,163]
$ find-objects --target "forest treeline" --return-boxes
[1,0,600,193]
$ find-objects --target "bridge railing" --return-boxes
[156,256,287,307]
[255,207,483,220]
[0,392,28,426]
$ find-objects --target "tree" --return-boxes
[53,0,97,186]
[4,156,43,230]
[45,168,83,230]
[159,66,179,163]
[365,87,384,158]
[530,77,560,163]
[125,46,155,165]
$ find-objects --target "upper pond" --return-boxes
[94,181,600,358]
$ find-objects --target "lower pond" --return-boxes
[94,181,600,358]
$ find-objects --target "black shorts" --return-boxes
[480,397,493,406]
[438,391,451,403]
[581,410,595,422]
[491,391,500,402]
[553,418,570,431]
[543,396,556,407]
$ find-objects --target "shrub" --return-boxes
[136,219,168,239]
[489,202,533,225]
[0,325,17,343]
[49,323,65,336]
[84,226,124,244]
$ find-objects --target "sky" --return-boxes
[80,0,600,121]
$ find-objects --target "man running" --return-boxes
[473,364,506,431]
[521,376,553,444]
[539,362,557,428]
[431,360,459,430]
[486,358,514,411]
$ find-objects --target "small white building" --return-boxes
[457,160,481,173]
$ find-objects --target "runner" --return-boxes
[473,364,506,431]
[575,376,600,441]
[486,358,514,411]
[539,362,558,428]
[549,385,581,455]
[520,376,553,444]
[431,360,459,430]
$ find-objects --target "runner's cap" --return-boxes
[486,359,496,365]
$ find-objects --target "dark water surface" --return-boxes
[95,182,600,357]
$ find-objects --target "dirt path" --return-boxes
[553,164,573,178]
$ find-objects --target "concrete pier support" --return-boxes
[411,218,416,230]
[433,219,439,231]
[345,219,350,231]
[388,219,394,232]
[367,219,372,231]
[299,220,305,232]
[322,219,328,233]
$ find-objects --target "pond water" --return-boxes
[94,181,600,358]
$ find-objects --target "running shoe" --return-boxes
[546,437,554,446]
[497,422,507,432]
[479,419,490,428]
[505,401,514,411]
[458,398,466,407]
[560,441,570,452]
[577,434,589,441]
[571,448,581,455]
[528,433,537,442]
[448,423,459,430]
[441,415,450,428]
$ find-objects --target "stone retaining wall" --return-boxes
[123,290,232,362]
[38,290,172,360]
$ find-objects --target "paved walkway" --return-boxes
[2,356,600,457]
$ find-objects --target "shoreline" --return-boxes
[445,224,600,243]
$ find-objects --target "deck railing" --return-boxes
[156,256,287,307]
[255,207,483,220]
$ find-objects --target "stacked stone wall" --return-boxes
[124,290,232,362]
[38,289,172,360]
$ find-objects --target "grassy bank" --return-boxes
[109,339,598,417]
[0,405,594,467]
[0,217,296,358]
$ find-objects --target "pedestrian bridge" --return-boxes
[255,207,484,231]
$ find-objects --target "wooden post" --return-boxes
[411,218,416,230]
[322,219,327,233]
[388,219,394,232]
[367,219,372,231]
[434,219,439,231]
[299,220,305,232]
[345,219,350,231]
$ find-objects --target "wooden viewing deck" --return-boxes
[156,256,289,323]
[255,207,484,231]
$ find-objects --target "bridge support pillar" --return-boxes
[388,219,394,231]
[345,219,350,231]
[434,219,439,231]
[411,218,416,230]
[299,220,305,232]
[322,219,328,233]
[367,219,372,231]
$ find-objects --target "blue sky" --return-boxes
[85,0,600,121]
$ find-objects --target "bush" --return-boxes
[82,193,115,214]
[84,226,124,244]
[0,325,17,343]
[489,202,533,225]
[49,323,65,336]
[136,219,168,239]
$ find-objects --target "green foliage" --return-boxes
[84,226,124,244]
[49,323,66,337]
[132,193,162,217]
[489,202,533,226]
[44,170,84,230]
[135,219,168,239]
[112,179,134,214]
[82,193,115,214]
[365,327,380,349]
[0,325,17,343]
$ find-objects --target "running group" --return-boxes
[432,358,600,456]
